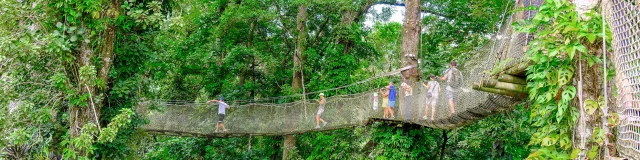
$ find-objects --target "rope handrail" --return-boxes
[148,65,417,105]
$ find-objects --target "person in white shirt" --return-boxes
[207,97,231,132]
[422,75,440,120]
[401,82,413,120]
[315,93,328,129]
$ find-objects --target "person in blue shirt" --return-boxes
[385,82,397,119]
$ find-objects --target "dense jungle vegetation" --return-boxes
[0,0,615,159]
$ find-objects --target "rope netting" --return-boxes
[603,0,640,158]
[136,1,543,136]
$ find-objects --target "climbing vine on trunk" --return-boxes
[514,0,610,159]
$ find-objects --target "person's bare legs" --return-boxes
[316,114,321,126]
[216,122,220,132]
[383,107,388,118]
[220,123,227,132]
[431,103,436,120]
[448,99,455,116]
[389,107,395,118]
[424,103,430,118]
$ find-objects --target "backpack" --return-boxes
[448,68,464,89]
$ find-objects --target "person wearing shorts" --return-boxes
[379,88,389,118]
[422,75,440,120]
[208,97,231,133]
[217,114,225,123]
[386,82,397,119]
[440,62,460,116]
[315,93,328,129]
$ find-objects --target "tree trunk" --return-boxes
[70,21,96,137]
[282,134,296,160]
[573,1,613,159]
[270,136,281,160]
[98,0,118,88]
[69,1,119,156]
[248,22,256,98]
[285,4,307,159]
[439,130,448,160]
[292,4,307,92]
[401,0,421,84]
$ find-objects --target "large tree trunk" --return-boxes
[573,1,614,159]
[98,1,118,88]
[285,4,307,160]
[69,1,119,156]
[282,135,296,160]
[292,4,307,92]
[70,22,99,139]
[399,0,421,119]
[401,0,421,84]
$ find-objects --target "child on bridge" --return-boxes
[422,75,440,120]
[207,97,231,133]
[379,88,389,118]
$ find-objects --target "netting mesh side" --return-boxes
[604,0,640,158]
[135,0,541,136]
[498,0,544,68]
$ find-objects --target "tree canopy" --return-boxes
[3,0,600,159]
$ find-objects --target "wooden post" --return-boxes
[504,62,529,76]
[473,83,528,99]
[497,74,527,85]
[481,79,527,93]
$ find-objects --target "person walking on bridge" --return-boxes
[207,97,231,133]
[379,88,389,118]
[422,75,440,120]
[315,93,328,129]
[401,82,413,120]
[386,82,397,119]
[440,61,463,116]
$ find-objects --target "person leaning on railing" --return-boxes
[386,82,397,119]
[379,87,390,118]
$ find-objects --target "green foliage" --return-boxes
[514,0,610,159]
[1,0,526,159]
[99,108,135,143]
[418,0,507,75]
[454,104,533,159]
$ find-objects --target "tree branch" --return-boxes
[373,1,454,20]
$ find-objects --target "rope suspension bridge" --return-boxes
[135,0,640,158]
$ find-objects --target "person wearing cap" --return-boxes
[422,75,440,120]
[440,61,462,116]
[207,97,231,132]
[386,82,397,119]
[315,93,328,129]
[401,82,413,120]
